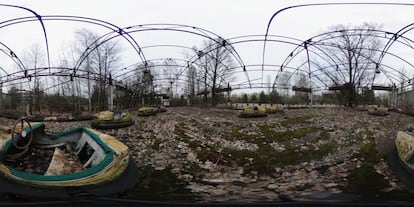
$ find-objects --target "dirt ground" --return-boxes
[0,106,413,202]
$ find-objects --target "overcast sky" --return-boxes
[0,0,413,93]
[1,0,411,36]
[1,0,413,58]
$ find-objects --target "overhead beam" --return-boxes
[292,86,312,92]
[371,85,393,91]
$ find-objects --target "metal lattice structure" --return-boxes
[0,3,413,111]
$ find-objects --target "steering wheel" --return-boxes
[10,117,33,150]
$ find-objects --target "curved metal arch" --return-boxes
[137,52,239,88]
[123,23,245,66]
[306,60,400,89]
[274,60,366,93]
[0,15,147,72]
[298,55,404,92]
[274,43,346,90]
[41,15,146,66]
[226,34,306,54]
[135,45,207,78]
[140,44,194,51]
[125,44,237,79]
[228,68,281,78]
[0,66,87,81]
[160,63,290,91]
[223,29,414,92]
[221,34,310,87]
[0,66,126,92]
[0,4,51,72]
[305,34,414,82]
[282,43,406,90]
[310,29,414,68]
[0,42,26,71]
[280,28,413,73]
[108,24,242,65]
[120,24,250,86]
[0,66,9,77]
[109,58,211,94]
[112,58,205,83]
[262,2,414,71]
[228,34,306,81]
[74,24,250,88]
[228,34,304,43]
[224,33,374,90]
[228,66,308,90]
[278,42,346,86]
[152,77,189,85]
[308,39,414,84]
[377,23,414,67]
[278,29,414,92]
[230,82,306,92]
[72,29,130,72]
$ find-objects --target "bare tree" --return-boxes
[321,23,382,106]
[292,72,310,104]
[186,64,197,103]
[22,44,45,114]
[193,38,235,106]
[162,58,181,98]
[73,29,122,111]
[127,61,157,106]
[277,72,291,102]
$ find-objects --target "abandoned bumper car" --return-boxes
[156,105,167,113]
[367,106,389,116]
[387,125,414,190]
[137,106,158,116]
[0,118,138,198]
[91,110,135,129]
[239,106,268,118]
[265,105,284,114]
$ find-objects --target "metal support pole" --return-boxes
[304,41,313,106]
[72,78,76,114]
[87,71,91,113]
[0,80,2,108]
[108,84,114,111]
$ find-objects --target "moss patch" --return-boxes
[194,144,224,164]
[231,125,321,144]
[174,122,200,149]
[175,117,336,176]
[318,131,331,140]
[148,132,162,150]
[223,124,336,175]
[352,130,382,164]
[357,141,382,164]
[346,131,389,194]
[269,142,338,168]
[342,129,373,147]
[175,123,227,164]
[218,141,338,175]
[229,127,256,142]
[126,165,199,201]
[258,125,319,142]
[345,162,390,193]
[280,115,312,127]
